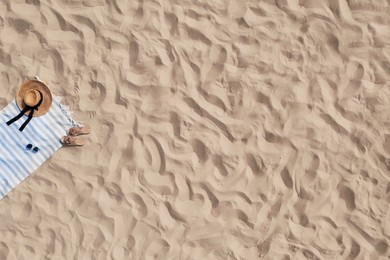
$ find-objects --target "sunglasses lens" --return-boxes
[33,147,39,153]
[26,144,32,150]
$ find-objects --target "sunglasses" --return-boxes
[26,144,39,153]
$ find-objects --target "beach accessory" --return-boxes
[67,126,91,136]
[0,77,80,199]
[61,136,86,146]
[7,80,52,132]
[26,144,41,152]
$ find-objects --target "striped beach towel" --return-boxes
[0,84,79,199]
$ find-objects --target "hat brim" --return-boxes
[16,80,52,117]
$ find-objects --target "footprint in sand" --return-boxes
[101,182,124,204]
[246,153,264,176]
[143,238,170,259]
[111,235,135,259]
[8,18,31,33]
[212,154,228,177]
[138,135,177,195]
[281,167,293,189]
[338,184,356,210]
[129,40,139,66]
[190,138,209,164]
[78,72,107,113]
[203,46,227,86]
[142,135,166,173]
[164,12,179,36]
[383,134,390,155]
[168,111,181,138]
[127,193,147,219]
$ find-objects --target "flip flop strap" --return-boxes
[6,92,43,132]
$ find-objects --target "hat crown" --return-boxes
[23,89,41,107]
[16,79,52,117]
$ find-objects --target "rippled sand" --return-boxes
[0,0,389,259]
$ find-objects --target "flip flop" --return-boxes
[61,136,86,146]
[67,126,91,136]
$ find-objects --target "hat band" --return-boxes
[6,91,43,132]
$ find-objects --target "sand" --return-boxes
[0,0,389,259]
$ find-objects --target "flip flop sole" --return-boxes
[61,136,86,146]
[67,126,91,136]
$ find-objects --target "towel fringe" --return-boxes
[53,95,82,128]
[33,76,82,128]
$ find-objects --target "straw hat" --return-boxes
[16,80,52,116]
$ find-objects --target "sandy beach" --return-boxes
[0,0,389,259]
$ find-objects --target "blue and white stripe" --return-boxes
[0,98,78,199]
